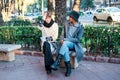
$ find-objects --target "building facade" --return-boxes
[94,0,120,8]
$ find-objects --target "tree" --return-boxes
[16,0,24,15]
[55,0,66,26]
[48,0,54,12]
[37,0,42,12]
[80,0,94,11]
[73,0,81,12]
[70,0,73,11]
[103,0,107,7]
[0,0,10,26]
[0,0,4,26]
[48,0,55,19]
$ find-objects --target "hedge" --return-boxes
[0,26,42,50]
[0,25,119,56]
[82,25,120,57]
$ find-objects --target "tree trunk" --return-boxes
[0,10,4,26]
[0,0,4,26]
[70,0,73,11]
[48,0,54,12]
[55,0,66,26]
[109,0,111,7]
[48,0,55,19]
[73,0,80,12]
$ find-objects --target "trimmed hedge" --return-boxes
[0,25,119,56]
[82,25,120,57]
[5,19,32,26]
[0,26,42,50]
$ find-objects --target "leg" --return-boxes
[51,41,74,74]
[64,61,71,77]
[43,41,54,74]
[60,41,75,62]
[59,41,74,77]
[45,65,52,74]
[38,38,42,51]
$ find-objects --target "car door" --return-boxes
[100,9,108,20]
[96,9,103,20]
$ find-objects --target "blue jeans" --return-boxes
[59,41,75,62]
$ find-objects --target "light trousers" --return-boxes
[59,41,75,62]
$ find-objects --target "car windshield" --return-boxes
[107,7,120,12]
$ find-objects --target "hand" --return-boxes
[60,39,64,44]
[38,20,44,27]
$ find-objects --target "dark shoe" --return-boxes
[51,54,63,70]
[65,61,71,77]
[46,70,52,74]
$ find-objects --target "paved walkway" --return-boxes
[0,55,120,80]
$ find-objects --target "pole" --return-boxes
[42,0,44,16]
[109,0,111,7]
[104,0,107,7]
[108,35,110,57]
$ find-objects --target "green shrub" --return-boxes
[79,11,84,16]
[0,25,119,56]
[36,16,42,24]
[0,26,42,49]
[6,19,31,26]
[83,25,120,56]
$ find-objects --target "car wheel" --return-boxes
[93,17,98,23]
[107,17,113,25]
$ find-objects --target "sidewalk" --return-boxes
[0,54,120,80]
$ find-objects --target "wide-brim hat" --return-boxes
[68,11,79,22]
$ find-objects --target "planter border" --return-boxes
[15,50,120,64]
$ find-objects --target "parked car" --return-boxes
[10,13,19,20]
[93,7,120,24]
[24,12,41,23]
[84,11,93,15]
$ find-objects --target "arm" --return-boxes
[37,17,44,30]
[51,23,59,41]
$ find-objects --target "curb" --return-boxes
[15,50,120,64]
[14,50,43,57]
[83,55,120,64]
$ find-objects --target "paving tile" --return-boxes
[0,62,7,69]
[0,55,120,80]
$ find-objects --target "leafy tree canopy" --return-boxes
[80,0,95,10]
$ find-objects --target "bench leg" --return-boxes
[60,57,79,69]
[53,54,79,69]
[70,56,79,69]
[0,51,15,61]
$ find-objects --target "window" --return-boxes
[111,0,118,2]
[96,9,102,13]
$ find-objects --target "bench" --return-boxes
[0,44,21,61]
[53,48,86,69]
[53,52,79,69]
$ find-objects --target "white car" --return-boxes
[93,7,120,24]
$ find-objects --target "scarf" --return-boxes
[43,19,54,28]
